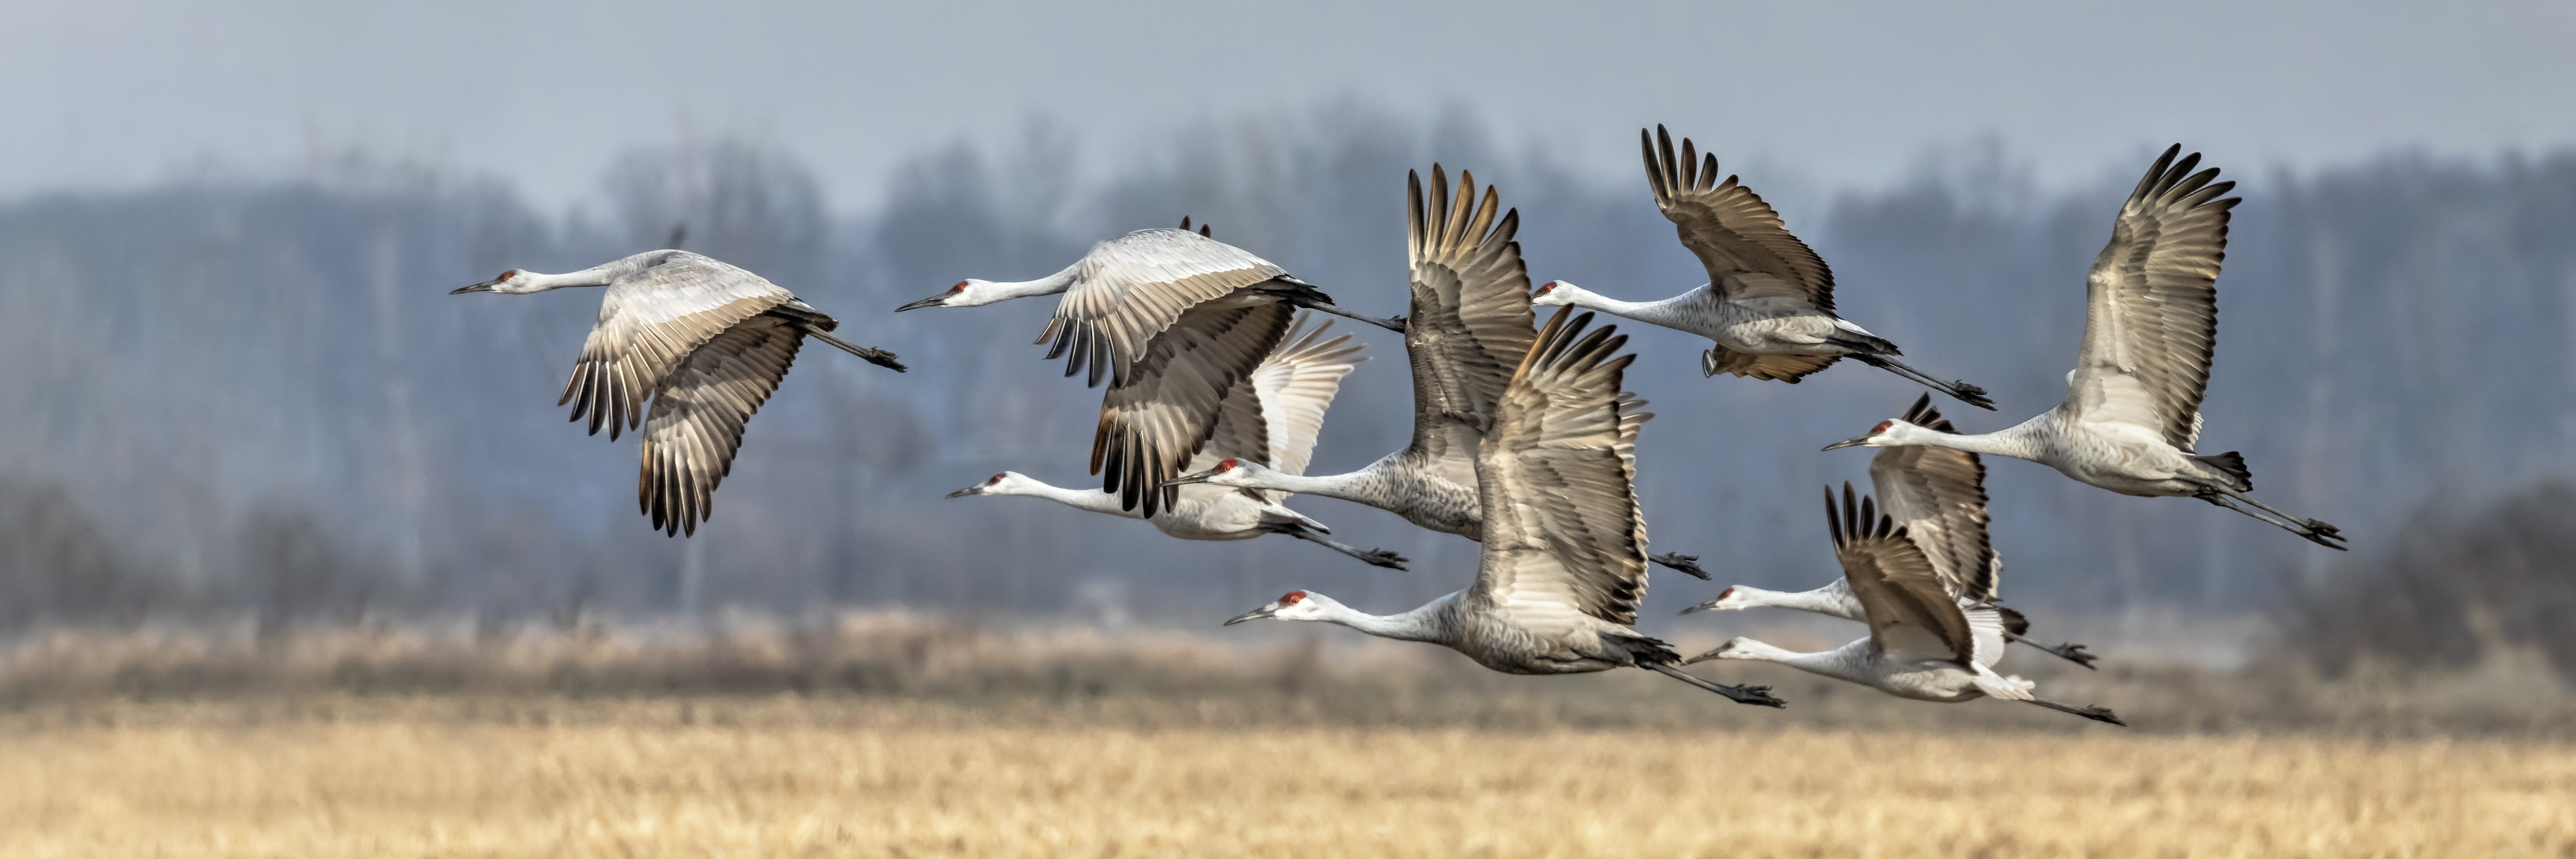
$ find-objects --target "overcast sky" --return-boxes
[8,0,2573,209]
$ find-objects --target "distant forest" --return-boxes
[4,106,2572,632]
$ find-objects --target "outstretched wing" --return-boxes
[1702,345,1840,384]
[1471,309,1651,631]
[562,251,790,440]
[1642,125,1835,314]
[1093,300,1297,517]
[1830,483,1976,667]
[1193,313,1364,481]
[637,313,802,537]
[1404,166,1539,474]
[1870,394,1999,602]
[1040,229,1292,388]
[2064,144,2238,451]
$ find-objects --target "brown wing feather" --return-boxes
[561,253,789,440]
[1702,346,1840,382]
[1405,166,1539,463]
[1040,229,1290,388]
[1472,309,1649,629]
[1091,301,1296,517]
[1830,483,1975,666]
[1643,126,1836,311]
[1872,394,1999,601]
[637,313,803,537]
[2065,144,2238,451]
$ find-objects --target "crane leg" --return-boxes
[1649,552,1710,579]
[1842,349,1996,410]
[803,328,908,372]
[1641,660,1787,708]
[2200,492,2347,550]
[1266,523,1409,571]
[1288,297,1407,333]
[2006,632,2099,669]
[2024,696,2125,726]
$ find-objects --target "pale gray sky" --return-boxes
[7,0,2574,208]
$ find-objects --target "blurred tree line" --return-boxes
[0,106,2571,674]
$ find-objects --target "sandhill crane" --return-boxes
[1166,168,1709,578]
[895,220,1402,517]
[1687,485,2123,725]
[1222,309,1784,708]
[1533,126,1993,410]
[452,250,904,536]
[1822,145,2345,549]
[1686,394,2096,668]
[946,316,1406,569]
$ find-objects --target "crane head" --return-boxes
[898,280,997,311]
[1822,419,1914,452]
[946,472,1031,498]
[451,269,526,295]
[1224,590,1331,625]
[1164,458,1264,488]
[1679,636,1757,666]
[1530,280,1581,308]
[1678,587,1749,615]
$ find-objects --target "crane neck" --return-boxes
[985,267,1080,303]
[1729,638,1873,682]
[1318,591,1456,644]
[518,268,619,292]
[1894,420,2044,461]
[1240,464,1391,508]
[1731,582,1863,622]
[998,478,1142,519]
[1557,284,1700,328]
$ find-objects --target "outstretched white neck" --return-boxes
[1729,583,1863,622]
[1233,465,1392,509]
[518,267,619,292]
[1727,638,1873,683]
[1315,592,1455,644]
[1892,421,2044,461]
[981,267,1081,303]
[1554,284,1700,327]
[997,479,1140,520]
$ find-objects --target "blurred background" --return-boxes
[2,0,2574,715]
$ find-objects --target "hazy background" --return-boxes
[4,1,2574,684]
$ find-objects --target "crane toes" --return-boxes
[1725,684,1787,708]
[2050,642,2101,670]
[1649,552,1709,579]
[1360,549,1410,571]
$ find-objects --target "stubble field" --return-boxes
[2,699,2570,859]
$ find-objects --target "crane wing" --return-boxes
[562,252,790,440]
[1191,313,1362,488]
[1471,309,1651,632]
[1829,483,1976,667]
[1869,394,1999,602]
[1403,166,1539,474]
[1701,346,1841,384]
[1093,300,1297,517]
[1040,229,1292,389]
[2064,144,2238,451]
[636,313,803,537]
[1642,126,1836,314]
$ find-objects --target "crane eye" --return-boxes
[1871,420,1894,434]
[1280,591,1306,605]
[1216,459,1239,472]
[987,474,1005,484]
[949,281,968,294]
[498,269,518,281]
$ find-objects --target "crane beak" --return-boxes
[894,294,948,312]
[1820,433,1872,451]
[944,485,984,499]
[1162,468,1217,487]
[1678,648,1724,666]
[1678,598,1720,615]
[1222,604,1280,625]
[450,280,499,295]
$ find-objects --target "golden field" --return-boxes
[2,699,2572,859]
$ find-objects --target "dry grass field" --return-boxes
[2,699,2571,858]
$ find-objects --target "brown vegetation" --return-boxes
[1,699,2569,858]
